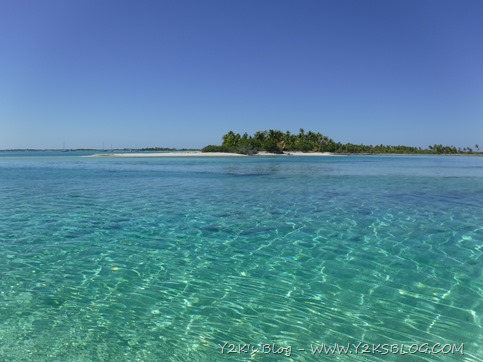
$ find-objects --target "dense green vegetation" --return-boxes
[202,129,481,155]
[202,129,335,155]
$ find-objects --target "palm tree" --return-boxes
[222,131,241,148]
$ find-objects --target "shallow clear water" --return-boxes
[0,154,482,361]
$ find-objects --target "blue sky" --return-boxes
[1,0,482,149]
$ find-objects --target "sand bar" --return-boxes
[87,151,341,157]
[87,152,244,157]
[259,151,342,156]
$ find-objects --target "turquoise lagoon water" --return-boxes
[0,153,482,361]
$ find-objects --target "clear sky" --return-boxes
[1,0,482,149]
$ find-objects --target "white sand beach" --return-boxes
[87,152,244,157]
[259,151,342,156]
[87,151,342,157]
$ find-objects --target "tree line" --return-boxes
[201,129,481,155]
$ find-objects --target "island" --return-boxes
[202,129,481,155]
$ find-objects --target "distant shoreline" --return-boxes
[1,150,481,157]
